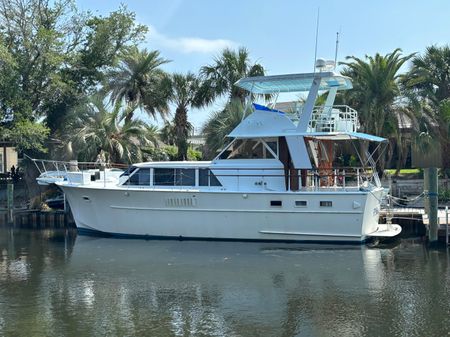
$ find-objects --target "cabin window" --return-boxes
[120,165,137,177]
[175,169,195,186]
[219,138,277,160]
[0,153,3,173]
[320,201,333,207]
[199,169,222,186]
[128,168,150,185]
[154,168,175,185]
[153,168,197,186]
[295,200,307,207]
[266,140,278,157]
[270,200,282,207]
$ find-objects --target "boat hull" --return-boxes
[59,184,384,243]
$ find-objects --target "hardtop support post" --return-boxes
[297,76,321,132]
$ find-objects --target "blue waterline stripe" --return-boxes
[77,227,367,245]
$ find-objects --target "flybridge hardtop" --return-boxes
[234,71,353,94]
[33,65,401,243]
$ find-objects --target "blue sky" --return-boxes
[77,0,450,129]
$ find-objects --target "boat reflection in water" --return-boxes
[64,236,389,337]
[1,230,449,337]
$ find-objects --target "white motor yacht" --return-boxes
[35,67,401,242]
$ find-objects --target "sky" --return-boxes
[76,0,450,130]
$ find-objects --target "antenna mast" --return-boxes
[313,8,320,72]
[334,30,340,66]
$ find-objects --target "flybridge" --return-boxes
[232,70,385,143]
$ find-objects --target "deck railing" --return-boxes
[26,155,126,174]
[142,166,379,191]
[28,154,380,191]
[208,167,377,191]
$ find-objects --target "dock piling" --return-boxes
[428,167,439,244]
[6,183,14,224]
[424,168,430,215]
[446,206,449,246]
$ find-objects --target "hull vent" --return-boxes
[166,197,197,207]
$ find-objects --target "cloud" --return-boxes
[148,25,238,54]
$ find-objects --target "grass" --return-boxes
[385,169,421,175]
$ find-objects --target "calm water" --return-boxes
[0,228,449,337]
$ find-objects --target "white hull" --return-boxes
[60,185,384,243]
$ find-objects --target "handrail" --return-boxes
[25,154,128,173]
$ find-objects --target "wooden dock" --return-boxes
[0,209,75,228]
[380,207,449,244]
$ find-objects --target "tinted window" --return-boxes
[320,201,333,207]
[128,168,150,186]
[199,169,222,186]
[120,166,137,177]
[138,168,150,185]
[154,168,175,185]
[175,169,195,186]
[266,140,278,156]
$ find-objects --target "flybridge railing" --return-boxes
[309,105,359,133]
[283,105,359,132]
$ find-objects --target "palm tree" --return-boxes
[339,49,414,171]
[403,45,450,171]
[340,49,413,136]
[202,99,252,159]
[201,47,265,104]
[106,46,171,122]
[168,72,213,160]
[67,94,152,164]
[159,120,176,146]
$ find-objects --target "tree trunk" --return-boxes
[174,105,189,161]
[124,111,134,124]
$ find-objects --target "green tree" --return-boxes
[66,95,151,164]
[106,46,171,122]
[159,120,176,146]
[201,47,265,104]
[169,72,213,160]
[403,45,450,171]
[0,0,147,138]
[0,121,49,153]
[339,49,414,170]
[340,49,413,136]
